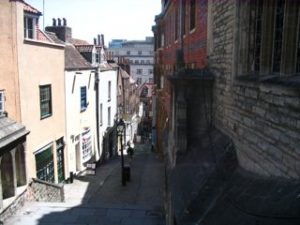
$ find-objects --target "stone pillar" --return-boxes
[10,149,17,196]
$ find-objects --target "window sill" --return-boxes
[41,114,52,120]
[236,74,300,88]
[80,107,87,113]
[189,28,196,34]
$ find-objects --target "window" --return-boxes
[135,60,139,64]
[190,0,196,31]
[0,90,4,115]
[137,78,142,85]
[141,60,145,64]
[149,78,154,83]
[24,15,36,39]
[138,51,142,55]
[80,86,87,111]
[56,138,65,183]
[108,81,111,101]
[96,53,100,63]
[146,60,150,64]
[108,107,111,126]
[137,69,143,75]
[100,103,103,125]
[126,51,131,55]
[182,0,186,35]
[239,0,299,76]
[40,85,52,119]
[35,145,54,183]
[175,6,179,40]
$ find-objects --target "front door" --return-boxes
[56,138,65,183]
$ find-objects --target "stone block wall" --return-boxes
[208,0,300,179]
[0,189,27,222]
[27,179,65,202]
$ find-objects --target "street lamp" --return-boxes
[117,119,126,186]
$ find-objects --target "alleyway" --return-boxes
[5,144,165,225]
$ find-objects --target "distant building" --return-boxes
[108,37,154,85]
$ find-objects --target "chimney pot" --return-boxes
[101,34,105,46]
[57,18,61,26]
[63,18,67,26]
[97,34,101,46]
[52,18,56,26]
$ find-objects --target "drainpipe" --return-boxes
[95,70,101,163]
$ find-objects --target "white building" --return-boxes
[98,63,119,160]
[108,37,154,85]
[64,44,98,174]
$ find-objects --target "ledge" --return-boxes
[236,74,300,88]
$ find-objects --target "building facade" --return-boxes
[0,0,66,186]
[108,37,155,85]
[153,0,300,224]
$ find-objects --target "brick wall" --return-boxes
[209,0,300,179]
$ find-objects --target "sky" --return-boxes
[25,0,161,45]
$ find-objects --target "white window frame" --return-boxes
[24,14,38,39]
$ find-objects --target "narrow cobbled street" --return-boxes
[6,144,165,225]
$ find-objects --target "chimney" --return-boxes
[97,34,101,46]
[101,34,105,46]
[63,18,67,26]
[45,18,72,42]
[93,38,97,45]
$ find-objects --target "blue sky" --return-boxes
[26,0,161,45]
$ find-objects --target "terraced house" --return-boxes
[0,0,66,214]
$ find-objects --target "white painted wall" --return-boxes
[98,67,118,159]
[64,70,97,174]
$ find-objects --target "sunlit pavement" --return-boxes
[5,144,165,225]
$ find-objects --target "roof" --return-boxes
[23,1,42,15]
[70,38,90,46]
[65,44,93,70]
[0,116,29,149]
[45,31,65,45]
[75,45,94,53]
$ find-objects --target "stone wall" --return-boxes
[27,179,65,202]
[208,0,300,179]
[0,188,27,222]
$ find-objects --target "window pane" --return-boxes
[80,86,87,110]
[40,85,52,118]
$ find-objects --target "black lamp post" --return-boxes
[117,119,126,186]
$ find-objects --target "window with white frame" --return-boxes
[137,69,142,75]
[108,81,111,101]
[0,91,4,115]
[100,103,103,125]
[80,86,87,111]
[24,14,37,39]
[108,107,111,126]
[40,85,52,119]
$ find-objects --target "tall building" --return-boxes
[108,37,154,85]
